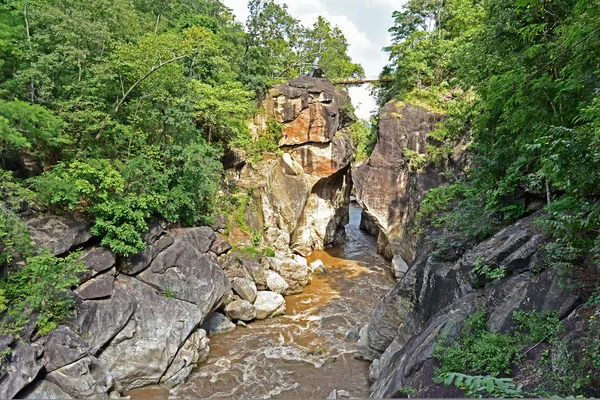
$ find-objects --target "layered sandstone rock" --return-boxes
[230,77,356,256]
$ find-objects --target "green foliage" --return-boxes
[415,181,466,230]
[472,256,505,280]
[588,287,600,307]
[252,229,261,247]
[164,287,177,299]
[441,372,524,398]
[244,1,363,88]
[349,119,376,162]
[0,171,35,266]
[1,249,86,335]
[396,387,417,397]
[233,193,250,234]
[434,309,561,378]
[382,0,600,263]
[0,0,360,260]
[232,117,283,164]
[403,148,427,172]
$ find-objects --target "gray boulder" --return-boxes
[119,234,174,275]
[41,326,89,373]
[160,329,210,387]
[254,291,286,320]
[46,356,114,399]
[78,247,116,282]
[210,238,232,256]
[231,278,257,303]
[265,270,289,294]
[241,257,269,290]
[98,276,205,391]
[201,312,236,335]
[76,268,116,300]
[76,284,137,355]
[265,257,310,295]
[26,214,92,255]
[308,260,326,275]
[142,218,166,245]
[0,342,45,399]
[19,379,73,399]
[225,300,256,321]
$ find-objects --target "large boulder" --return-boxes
[18,380,73,399]
[265,270,289,294]
[76,284,137,355]
[77,247,116,282]
[45,356,114,399]
[97,276,206,391]
[41,326,89,373]
[260,77,350,146]
[160,329,210,387]
[201,312,236,335]
[26,214,92,255]
[136,228,231,314]
[75,268,116,300]
[254,291,286,320]
[363,212,585,398]
[228,77,356,257]
[231,278,257,303]
[265,257,310,295]
[119,234,174,275]
[225,300,256,322]
[290,167,352,256]
[0,342,45,399]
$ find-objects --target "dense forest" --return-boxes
[0,0,599,396]
[374,0,600,396]
[378,0,600,256]
[0,0,362,335]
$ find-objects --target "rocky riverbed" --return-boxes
[127,204,395,399]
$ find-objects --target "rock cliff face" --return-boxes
[353,101,465,272]
[353,100,598,398]
[1,211,317,398]
[227,77,355,256]
[359,213,584,398]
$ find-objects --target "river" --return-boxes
[130,204,394,399]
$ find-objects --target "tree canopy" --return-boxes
[0,0,362,257]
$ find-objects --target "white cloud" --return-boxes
[365,0,403,9]
[222,0,249,23]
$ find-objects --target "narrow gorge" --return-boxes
[2,74,599,399]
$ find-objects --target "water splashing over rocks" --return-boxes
[166,204,394,399]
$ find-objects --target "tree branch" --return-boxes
[111,55,186,117]
[24,0,31,47]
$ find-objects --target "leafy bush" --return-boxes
[33,145,222,256]
[0,171,35,266]
[1,249,86,335]
[349,119,376,162]
[403,148,427,172]
[434,309,561,379]
[441,372,524,398]
[472,256,505,281]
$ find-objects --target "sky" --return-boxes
[222,0,402,119]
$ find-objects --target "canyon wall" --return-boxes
[353,101,465,277]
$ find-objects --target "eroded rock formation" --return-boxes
[358,212,585,398]
[2,208,320,398]
[353,101,465,272]
[228,77,355,256]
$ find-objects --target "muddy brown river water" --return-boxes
[128,204,394,399]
